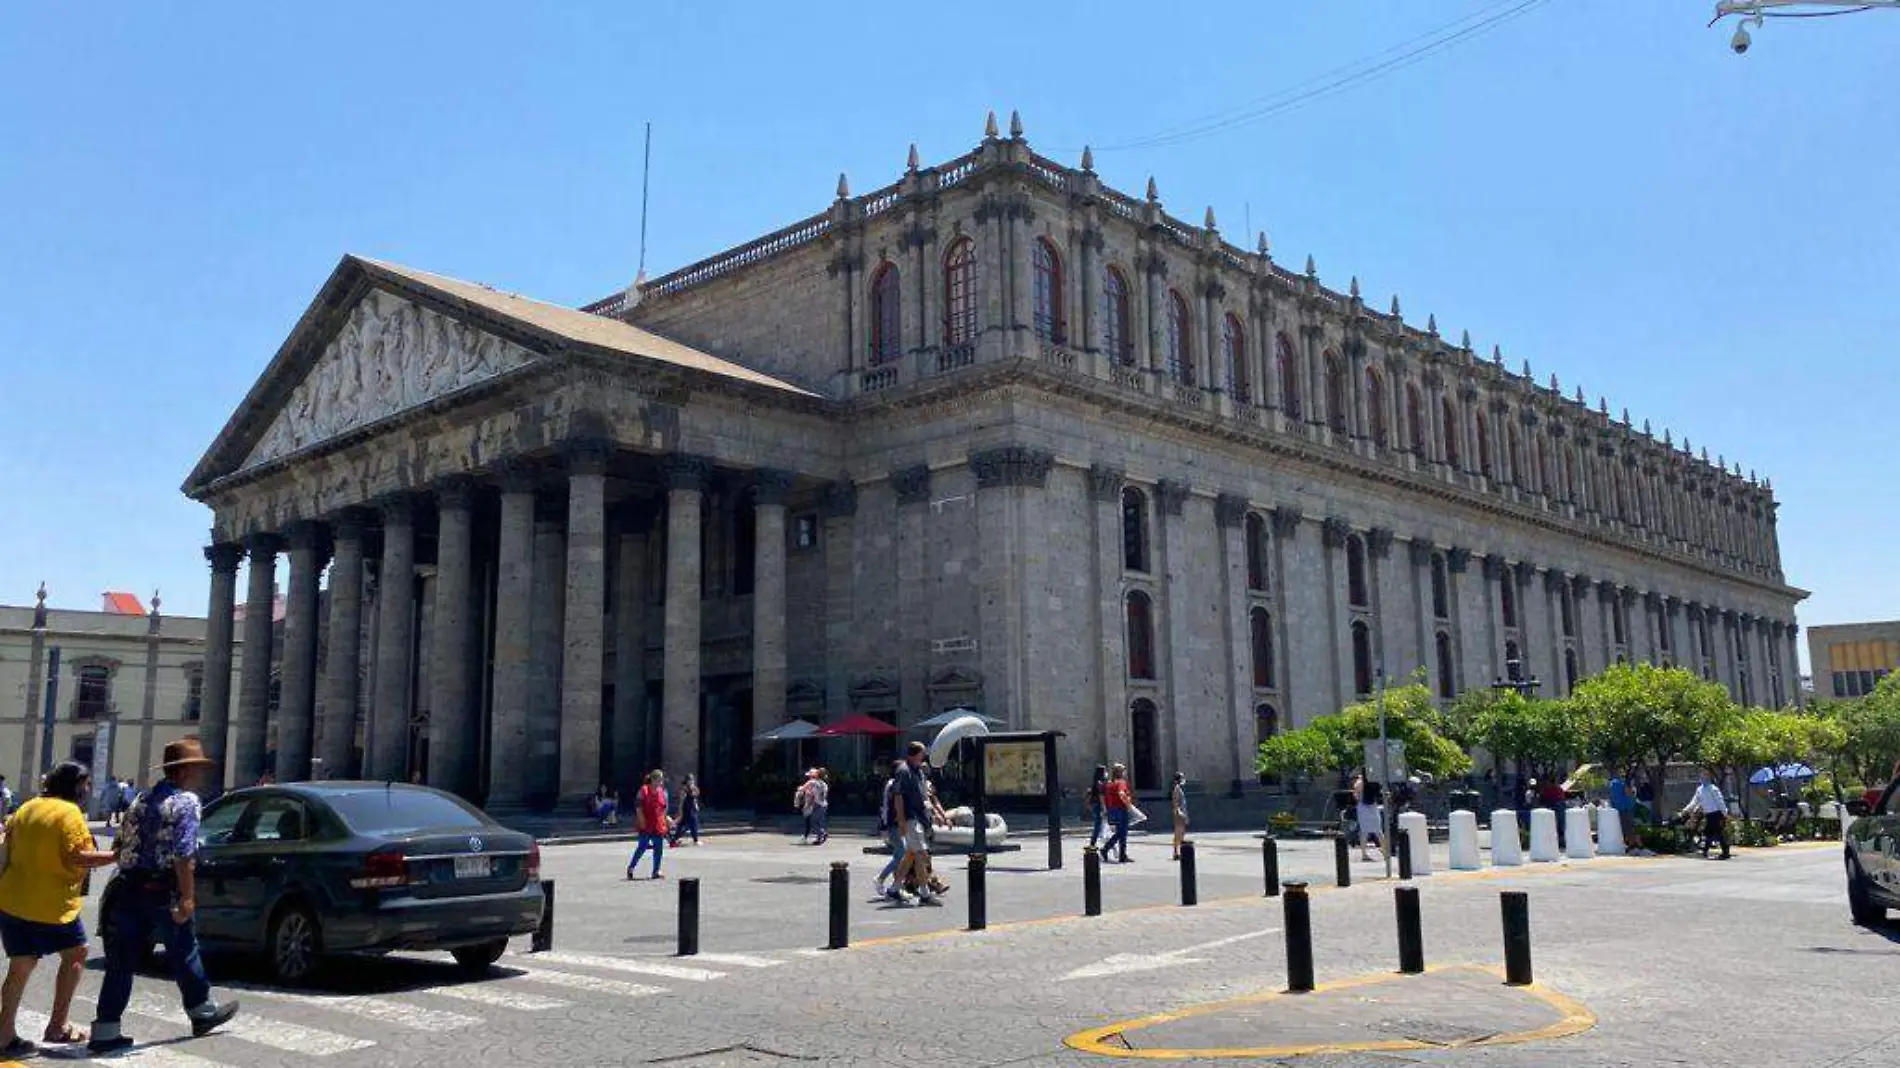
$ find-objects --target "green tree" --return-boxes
[1816,675,1900,791]
[1702,706,1849,815]
[1256,683,1472,782]
[1571,662,1733,819]
[1466,693,1589,783]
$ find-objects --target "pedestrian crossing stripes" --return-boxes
[422,983,572,1011]
[118,991,374,1055]
[17,1010,226,1068]
[498,963,669,1000]
[689,952,784,969]
[527,950,725,982]
[237,989,483,1031]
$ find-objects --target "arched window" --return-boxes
[1565,648,1580,691]
[1352,620,1374,697]
[1032,239,1063,343]
[1366,369,1388,447]
[1405,384,1424,456]
[1500,570,1518,628]
[1435,632,1456,699]
[1325,352,1348,434]
[1441,397,1461,467]
[1130,699,1160,790]
[1431,554,1450,620]
[1250,607,1276,688]
[1126,591,1156,680]
[869,262,902,366]
[1223,314,1248,402]
[1612,596,1628,646]
[1277,334,1302,418]
[1244,513,1269,592]
[1255,704,1280,784]
[1102,267,1133,365]
[1121,488,1149,573]
[1658,607,1673,652]
[1476,411,1494,477]
[1346,534,1369,608]
[1505,640,1523,681]
[1165,290,1194,386]
[943,238,977,349]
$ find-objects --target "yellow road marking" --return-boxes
[1062,963,1596,1060]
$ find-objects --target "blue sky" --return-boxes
[2,2,1892,671]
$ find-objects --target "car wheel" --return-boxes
[1848,857,1886,927]
[267,903,323,985]
[450,939,508,973]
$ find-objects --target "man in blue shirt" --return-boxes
[88,737,238,1054]
[889,743,938,906]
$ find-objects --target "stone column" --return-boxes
[1571,577,1596,675]
[232,534,281,786]
[526,498,566,803]
[661,454,708,779]
[1786,624,1803,707]
[1409,540,1435,697]
[318,512,367,779]
[610,504,652,787]
[1216,494,1251,794]
[751,469,793,738]
[1156,480,1195,774]
[485,472,537,807]
[1089,466,1128,765]
[1008,200,1033,356]
[560,445,611,802]
[1142,253,1165,376]
[1368,529,1410,679]
[1321,518,1352,710]
[18,587,48,785]
[198,545,244,788]
[368,500,415,782]
[425,481,477,796]
[1276,509,1325,724]
[1079,225,1101,357]
[276,522,326,782]
[1447,549,1485,694]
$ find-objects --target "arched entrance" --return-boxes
[1130,698,1160,791]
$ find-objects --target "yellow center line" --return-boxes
[1062,962,1597,1060]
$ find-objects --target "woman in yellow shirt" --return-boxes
[0,762,118,1056]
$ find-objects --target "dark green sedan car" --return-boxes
[1846,779,1900,925]
[102,782,543,984]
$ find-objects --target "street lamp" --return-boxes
[1711,2,1900,53]
[1491,658,1542,698]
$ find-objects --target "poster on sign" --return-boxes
[984,740,1047,796]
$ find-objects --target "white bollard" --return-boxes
[1596,803,1627,856]
[1398,810,1432,876]
[1564,806,1595,859]
[1797,801,1811,818]
[1490,809,1524,866]
[1449,810,1482,870]
[1529,808,1561,862]
[1818,801,1839,820]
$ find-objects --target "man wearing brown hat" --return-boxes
[87,737,238,1053]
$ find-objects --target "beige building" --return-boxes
[177,115,1804,808]
[2,587,256,796]
[1808,621,1900,699]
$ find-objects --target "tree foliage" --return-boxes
[1464,692,1589,782]
[1256,683,1472,781]
[1814,674,1900,789]
[1571,662,1732,779]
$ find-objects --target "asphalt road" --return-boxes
[5,828,1895,1067]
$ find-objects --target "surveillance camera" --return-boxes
[1731,23,1751,54]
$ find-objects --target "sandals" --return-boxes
[2,1037,39,1057]
[44,1023,89,1044]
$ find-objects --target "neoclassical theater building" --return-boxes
[182,114,1803,806]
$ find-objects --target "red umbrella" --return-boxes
[816,714,902,737]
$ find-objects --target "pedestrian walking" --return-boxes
[1170,773,1189,861]
[889,743,939,905]
[1609,774,1636,842]
[1682,771,1731,860]
[86,738,239,1054]
[1085,765,1107,850]
[669,774,701,846]
[810,769,830,845]
[794,770,819,843]
[626,771,669,880]
[1353,772,1384,862]
[1102,764,1134,863]
[873,761,905,900]
[0,762,120,1056]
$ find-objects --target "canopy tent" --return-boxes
[1749,762,1818,785]
[816,714,902,738]
[754,719,820,742]
[913,707,1004,730]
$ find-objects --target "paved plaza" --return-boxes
[4,830,1896,1067]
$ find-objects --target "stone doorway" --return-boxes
[1130,698,1160,791]
[700,677,753,805]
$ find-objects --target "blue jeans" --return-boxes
[95,882,212,1029]
[670,807,700,844]
[1104,809,1131,861]
[628,834,665,876]
[877,827,904,883]
[1089,808,1106,849]
[813,806,829,841]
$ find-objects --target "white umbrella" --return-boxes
[929,713,992,769]
[913,707,1003,730]
[754,719,820,742]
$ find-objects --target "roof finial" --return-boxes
[1349,275,1360,299]
[1521,358,1532,379]
[1389,294,1402,319]
[1664,428,1673,447]
[1257,230,1271,256]
[1549,372,1559,392]
[836,172,850,200]
[1643,418,1652,436]
[1428,315,1439,337]
[1305,254,1317,278]
[1146,176,1160,203]
[907,143,920,172]
[1204,205,1217,231]
[1621,406,1631,425]
[1701,446,1709,462]
[1009,109,1024,139]
[32,581,47,629]
[151,588,161,612]
[1080,145,1094,173]
[1749,468,1757,483]
[1492,344,1504,367]
[984,110,999,139]
[1574,385,1584,404]
[1718,453,1726,470]
[36,581,46,605]
[1599,396,1609,415]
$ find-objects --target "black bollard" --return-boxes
[968,853,988,931]
[1396,828,1413,880]
[677,877,700,957]
[531,879,554,953]
[1263,837,1280,897]
[1083,846,1103,917]
[1283,881,1315,993]
[1395,885,1424,974]
[1179,841,1198,906]
[1334,836,1352,887]
[827,861,850,950]
[1501,891,1533,985]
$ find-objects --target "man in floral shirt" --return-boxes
[87,737,238,1054]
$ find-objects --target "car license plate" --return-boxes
[454,855,491,879]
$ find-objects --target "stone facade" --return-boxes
[180,116,1803,805]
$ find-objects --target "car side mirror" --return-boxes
[1846,799,1872,818]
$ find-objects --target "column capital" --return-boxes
[751,468,797,507]
[1622,588,1641,607]
[1155,479,1192,517]
[1644,590,1663,610]
[1571,573,1594,598]
[1483,554,1507,581]
[433,476,478,511]
[1366,526,1394,558]
[329,507,373,542]
[892,464,932,506]
[563,437,616,475]
[205,542,245,574]
[284,520,329,556]
[1545,569,1569,594]
[1270,505,1303,538]
[823,479,858,518]
[243,531,283,558]
[377,494,416,526]
[1511,561,1535,587]
[1087,464,1125,502]
[1787,621,1800,638]
[1214,493,1248,529]
[1321,516,1350,548]
[1407,538,1434,567]
[493,458,540,495]
[662,453,712,494]
[969,446,1055,490]
[1446,546,1471,573]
